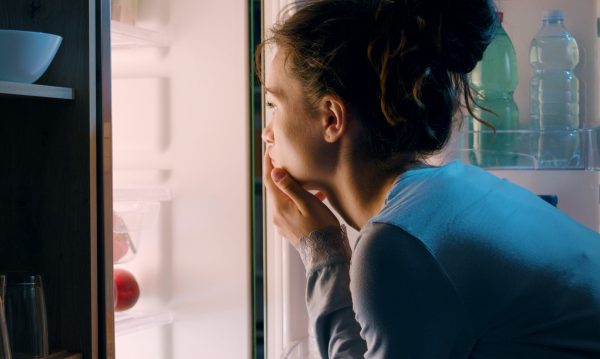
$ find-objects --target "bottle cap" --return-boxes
[497,11,504,24]
[543,9,565,21]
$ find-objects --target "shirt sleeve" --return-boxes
[300,225,368,359]
[306,261,368,358]
[301,222,476,359]
[350,222,476,358]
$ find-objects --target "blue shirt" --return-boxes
[304,161,600,358]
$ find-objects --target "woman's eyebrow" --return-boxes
[266,86,284,98]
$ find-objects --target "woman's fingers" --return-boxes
[264,150,313,213]
[263,151,339,245]
[263,150,275,189]
[263,151,298,212]
[271,168,317,215]
[263,151,283,199]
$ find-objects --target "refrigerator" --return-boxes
[108,0,600,358]
[109,0,252,358]
[261,1,600,359]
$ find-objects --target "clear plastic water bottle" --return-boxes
[469,11,520,168]
[529,9,580,167]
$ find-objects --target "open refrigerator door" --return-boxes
[109,0,252,358]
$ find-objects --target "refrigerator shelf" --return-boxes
[111,20,169,48]
[115,308,174,336]
[442,126,600,171]
[0,80,74,100]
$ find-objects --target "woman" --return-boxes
[259,0,600,358]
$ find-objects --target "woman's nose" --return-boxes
[262,125,274,145]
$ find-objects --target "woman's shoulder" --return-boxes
[350,221,468,324]
[371,161,508,234]
[383,160,503,203]
[352,221,444,278]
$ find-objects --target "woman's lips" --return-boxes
[266,145,277,166]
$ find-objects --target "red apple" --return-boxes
[114,268,140,311]
[113,214,131,263]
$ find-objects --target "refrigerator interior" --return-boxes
[263,1,600,358]
[110,0,251,358]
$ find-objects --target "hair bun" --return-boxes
[371,0,497,74]
[439,0,498,73]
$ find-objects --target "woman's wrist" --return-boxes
[296,224,352,272]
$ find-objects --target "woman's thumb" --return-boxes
[271,168,309,210]
[271,168,287,183]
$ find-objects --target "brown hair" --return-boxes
[256,0,497,171]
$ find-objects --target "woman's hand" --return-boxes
[263,151,340,248]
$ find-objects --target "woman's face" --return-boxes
[261,49,329,188]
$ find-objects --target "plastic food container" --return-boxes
[113,201,160,264]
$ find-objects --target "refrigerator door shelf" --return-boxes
[441,126,600,171]
[111,20,169,48]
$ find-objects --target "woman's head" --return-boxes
[259,0,497,175]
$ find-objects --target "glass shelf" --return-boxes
[442,127,600,171]
[111,21,169,48]
[115,308,174,336]
[0,80,74,100]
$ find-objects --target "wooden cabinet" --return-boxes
[0,0,113,358]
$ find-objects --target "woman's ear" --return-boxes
[320,95,347,143]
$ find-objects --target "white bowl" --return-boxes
[0,29,62,83]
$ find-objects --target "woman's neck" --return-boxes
[321,162,402,231]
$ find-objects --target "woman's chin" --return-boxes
[269,154,279,168]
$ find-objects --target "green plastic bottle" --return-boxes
[469,11,520,168]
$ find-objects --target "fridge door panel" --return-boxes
[112,0,251,357]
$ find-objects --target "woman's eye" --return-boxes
[266,101,276,110]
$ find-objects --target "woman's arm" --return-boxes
[350,222,476,358]
[300,222,477,359]
[300,225,367,358]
